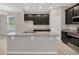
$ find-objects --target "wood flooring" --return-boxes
[57,41,79,55]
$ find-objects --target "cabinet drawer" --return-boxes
[69,38,79,47]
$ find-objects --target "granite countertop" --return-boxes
[62,29,79,38]
[62,29,77,33]
[2,32,59,37]
[68,31,79,38]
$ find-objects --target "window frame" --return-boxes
[7,16,16,33]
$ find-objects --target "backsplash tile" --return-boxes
[68,25,79,30]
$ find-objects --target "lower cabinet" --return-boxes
[61,31,79,47]
[69,37,79,47]
[61,31,69,44]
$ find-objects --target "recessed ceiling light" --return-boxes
[39,6,42,9]
[49,7,53,10]
[4,13,7,15]
[25,6,29,9]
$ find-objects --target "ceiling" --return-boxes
[0,3,76,14]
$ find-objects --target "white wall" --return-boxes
[0,11,24,35]
[0,15,7,54]
[6,12,24,34]
[0,15,7,35]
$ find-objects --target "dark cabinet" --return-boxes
[33,14,49,25]
[61,31,79,47]
[24,14,33,21]
[61,31,69,44]
[69,37,79,47]
[73,4,79,16]
[65,8,73,24]
[24,14,49,25]
[33,15,41,25]
[65,3,79,24]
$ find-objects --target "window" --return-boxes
[7,16,16,33]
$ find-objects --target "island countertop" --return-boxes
[1,32,59,37]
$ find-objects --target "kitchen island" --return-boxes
[2,32,59,55]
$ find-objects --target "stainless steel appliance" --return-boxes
[72,16,79,23]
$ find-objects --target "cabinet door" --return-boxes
[61,31,68,44]
[69,38,79,47]
[65,8,73,24]
[73,4,79,16]
[33,15,41,25]
[24,14,33,21]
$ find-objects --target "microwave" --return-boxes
[72,16,79,23]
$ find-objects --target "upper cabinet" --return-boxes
[24,14,49,25]
[73,4,79,16]
[65,3,79,24]
[65,8,73,24]
[24,14,33,21]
